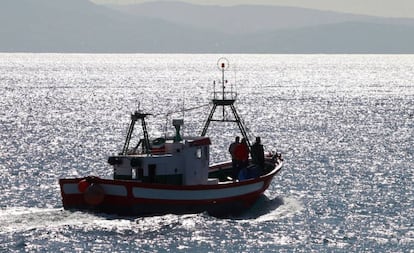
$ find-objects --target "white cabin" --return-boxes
[108,136,211,185]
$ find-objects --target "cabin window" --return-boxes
[137,168,144,179]
[196,148,202,159]
[148,164,156,183]
[203,147,208,159]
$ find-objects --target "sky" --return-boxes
[92,0,414,18]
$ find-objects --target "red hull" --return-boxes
[59,161,282,217]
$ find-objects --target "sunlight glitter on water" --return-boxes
[1,54,413,252]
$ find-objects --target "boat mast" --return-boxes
[122,111,151,155]
[201,58,251,148]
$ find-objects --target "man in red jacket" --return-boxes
[234,138,249,179]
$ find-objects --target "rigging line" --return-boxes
[165,103,210,117]
[152,103,210,118]
[160,103,210,135]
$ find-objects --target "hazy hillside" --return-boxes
[110,1,376,34]
[0,0,224,53]
[1,0,414,53]
[220,22,414,53]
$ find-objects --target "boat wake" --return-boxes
[0,207,132,234]
[0,207,62,233]
[0,196,302,235]
[238,195,303,222]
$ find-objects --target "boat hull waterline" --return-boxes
[59,160,282,216]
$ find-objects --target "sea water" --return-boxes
[0,54,413,252]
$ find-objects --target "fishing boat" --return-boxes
[59,58,283,217]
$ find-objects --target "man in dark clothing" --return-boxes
[229,136,240,180]
[251,136,265,170]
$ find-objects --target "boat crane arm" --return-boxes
[121,111,151,155]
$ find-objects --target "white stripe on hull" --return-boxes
[62,183,127,197]
[102,184,128,196]
[132,182,264,200]
[62,181,266,200]
[62,184,80,194]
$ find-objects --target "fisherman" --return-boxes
[251,136,265,171]
[229,136,240,180]
[234,138,249,179]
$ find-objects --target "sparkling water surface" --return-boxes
[0,54,413,252]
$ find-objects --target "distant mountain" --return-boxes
[0,0,225,53]
[1,0,414,53]
[110,1,414,34]
[219,22,414,53]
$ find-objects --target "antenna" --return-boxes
[216,57,231,101]
[182,92,185,137]
[201,58,251,148]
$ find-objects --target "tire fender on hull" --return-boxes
[84,183,105,206]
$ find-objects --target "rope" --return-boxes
[161,103,211,137]
[165,103,210,117]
